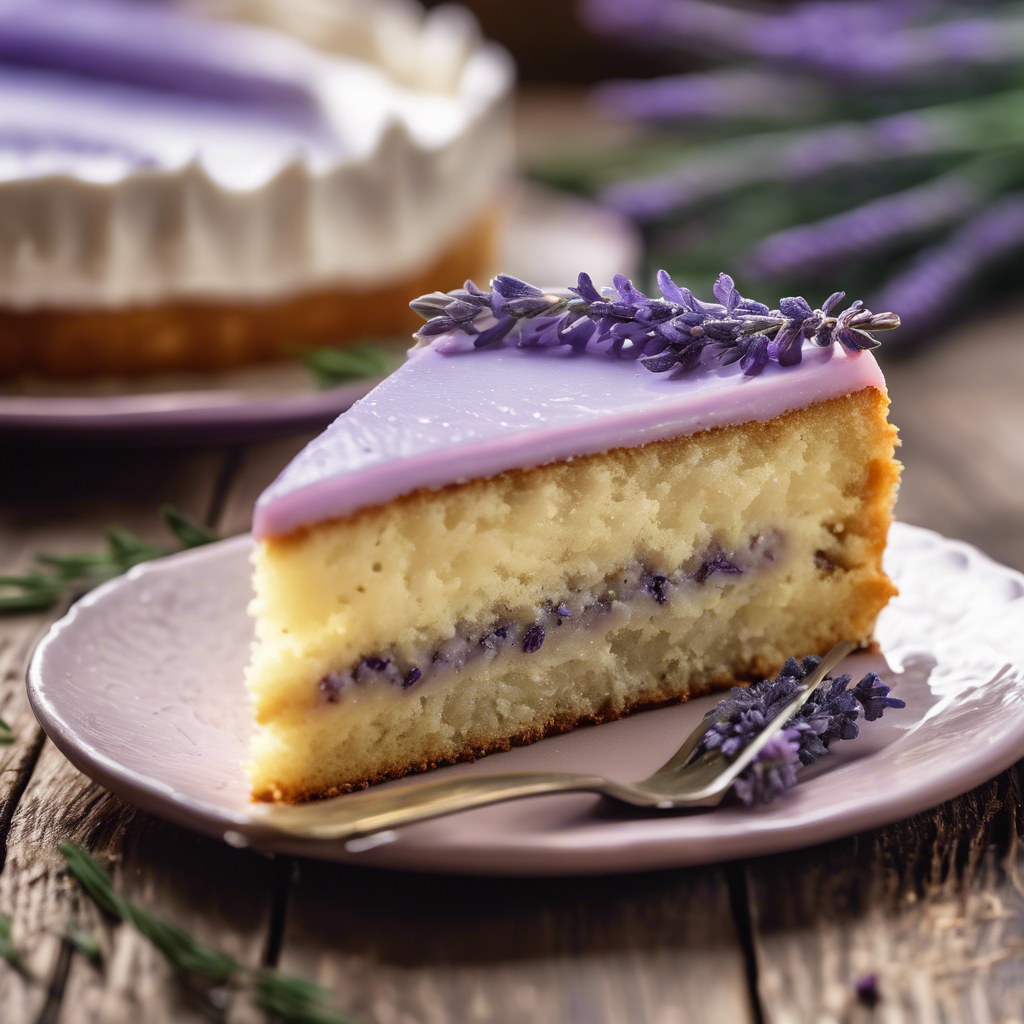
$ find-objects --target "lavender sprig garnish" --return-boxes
[700,655,905,805]
[411,271,899,377]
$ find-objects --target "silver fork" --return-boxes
[257,641,855,843]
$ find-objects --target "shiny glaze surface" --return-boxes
[254,342,886,538]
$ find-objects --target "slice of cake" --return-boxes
[0,0,511,377]
[247,271,901,802]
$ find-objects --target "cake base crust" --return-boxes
[254,659,788,803]
[0,211,497,378]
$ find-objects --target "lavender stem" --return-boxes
[599,87,1024,222]
[738,152,1024,279]
[870,192,1024,341]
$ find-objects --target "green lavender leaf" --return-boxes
[254,972,358,1024]
[162,505,219,548]
[59,844,357,1024]
[0,506,219,616]
[0,716,13,745]
[0,914,19,968]
[303,344,392,389]
[60,842,237,982]
[65,920,103,968]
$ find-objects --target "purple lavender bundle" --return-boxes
[700,656,905,805]
[556,0,1024,346]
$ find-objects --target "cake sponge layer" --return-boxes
[248,386,899,801]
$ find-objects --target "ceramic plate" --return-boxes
[0,186,640,446]
[27,523,1024,876]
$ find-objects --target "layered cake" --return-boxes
[247,271,901,802]
[0,0,512,377]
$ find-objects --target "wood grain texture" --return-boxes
[275,859,756,1024]
[746,765,1024,1024]
[0,446,277,1023]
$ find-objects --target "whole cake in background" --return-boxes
[0,0,513,377]
[246,270,901,803]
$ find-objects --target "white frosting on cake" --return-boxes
[0,0,513,309]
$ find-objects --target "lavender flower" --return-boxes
[870,192,1024,339]
[732,730,802,806]
[599,110,956,222]
[699,655,905,805]
[739,172,984,279]
[593,69,824,124]
[410,271,899,378]
[581,1,1019,84]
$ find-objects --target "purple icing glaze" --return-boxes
[253,341,886,539]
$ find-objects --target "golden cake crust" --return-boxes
[0,210,498,378]
[256,660,789,803]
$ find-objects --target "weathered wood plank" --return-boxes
[0,444,278,1023]
[746,763,1024,1024]
[274,860,756,1024]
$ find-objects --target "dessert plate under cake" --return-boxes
[26,522,1024,875]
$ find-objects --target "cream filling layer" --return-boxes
[312,537,781,708]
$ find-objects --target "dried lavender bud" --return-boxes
[855,974,881,1008]
[411,271,898,379]
[851,671,905,721]
[698,655,905,805]
[522,625,546,654]
[318,672,344,704]
[731,729,801,806]
[641,570,670,604]
[693,552,743,584]
[402,667,421,689]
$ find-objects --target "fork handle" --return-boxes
[257,771,615,843]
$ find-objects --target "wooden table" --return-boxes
[2,306,1023,1024]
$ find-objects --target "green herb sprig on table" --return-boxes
[303,343,392,389]
[0,914,21,972]
[0,717,13,745]
[0,505,218,615]
[53,843,357,1024]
